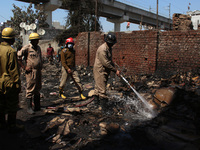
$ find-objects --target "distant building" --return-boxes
[52,21,65,29]
[187,10,200,30]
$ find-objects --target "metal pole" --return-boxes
[140,15,143,30]
[169,3,171,30]
[156,0,158,30]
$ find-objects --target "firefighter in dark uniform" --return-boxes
[0,27,22,132]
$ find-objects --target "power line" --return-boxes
[161,0,186,13]
[120,0,190,17]
[0,15,8,21]
[117,0,169,17]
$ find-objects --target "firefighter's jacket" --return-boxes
[61,47,75,71]
[93,42,116,75]
[17,43,43,70]
[17,43,43,99]
[0,42,21,94]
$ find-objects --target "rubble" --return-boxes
[173,13,193,30]
[149,87,177,110]
[1,59,200,150]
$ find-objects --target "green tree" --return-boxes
[11,3,48,49]
[11,3,48,32]
[56,0,102,44]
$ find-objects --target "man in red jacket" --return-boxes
[47,43,54,64]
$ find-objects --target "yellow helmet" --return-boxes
[2,27,15,39]
[29,33,40,40]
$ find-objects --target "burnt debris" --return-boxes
[1,59,200,150]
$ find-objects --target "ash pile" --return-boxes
[2,59,200,150]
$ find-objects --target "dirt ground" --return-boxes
[1,59,200,150]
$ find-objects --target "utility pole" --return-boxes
[156,0,159,71]
[140,15,143,30]
[149,6,151,12]
[95,0,97,31]
[169,3,171,30]
[156,0,158,30]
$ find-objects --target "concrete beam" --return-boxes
[43,0,62,11]
[100,0,172,30]
[16,0,172,30]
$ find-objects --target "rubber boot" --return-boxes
[27,98,35,115]
[34,94,41,111]
[7,112,24,133]
[80,93,87,100]
[0,113,6,130]
[59,87,66,99]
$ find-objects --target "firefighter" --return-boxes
[17,33,42,114]
[0,27,22,132]
[59,37,86,100]
[92,32,120,109]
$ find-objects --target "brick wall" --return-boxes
[75,32,105,67]
[113,31,158,75]
[158,30,200,74]
[75,30,200,75]
[75,32,89,67]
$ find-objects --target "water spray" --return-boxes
[120,74,157,117]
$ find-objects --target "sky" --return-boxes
[0,0,200,32]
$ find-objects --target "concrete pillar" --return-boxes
[35,0,62,28]
[114,22,121,32]
[107,15,129,32]
[46,11,53,28]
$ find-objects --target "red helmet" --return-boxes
[65,37,74,45]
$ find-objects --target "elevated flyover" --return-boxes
[16,0,172,31]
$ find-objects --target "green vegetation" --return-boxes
[56,0,102,44]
